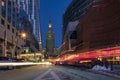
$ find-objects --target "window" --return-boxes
[8,16,11,22]
[7,24,10,30]
[16,32,18,36]
[1,0,6,17]
[12,28,14,33]
[70,31,77,39]
[1,19,5,25]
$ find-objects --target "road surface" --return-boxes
[0,64,119,80]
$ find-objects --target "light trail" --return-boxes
[0,62,52,67]
[52,46,120,63]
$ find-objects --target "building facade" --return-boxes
[45,21,58,58]
[0,0,24,57]
[62,0,120,55]
[34,0,42,51]
[63,0,93,36]
[46,21,55,58]
[16,0,42,51]
[76,0,120,52]
[0,0,39,58]
[62,0,93,53]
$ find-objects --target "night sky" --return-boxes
[40,0,72,48]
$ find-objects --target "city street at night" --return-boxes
[0,0,120,80]
[0,65,120,80]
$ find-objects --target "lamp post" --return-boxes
[21,32,27,54]
[12,32,27,58]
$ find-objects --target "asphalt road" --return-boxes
[0,65,119,80]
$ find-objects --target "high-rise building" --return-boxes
[0,0,39,57]
[0,0,25,57]
[62,0,93,52]
[62,0,120,55]
[76,0,120,52]
[46,21,56,58]
[63,0,93,36]
[16,0,42,51]
[34,0,42,51]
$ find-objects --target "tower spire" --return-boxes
[48,18,52,33]
[48,16,52,28]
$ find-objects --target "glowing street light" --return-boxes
[20,32,27,54]
[2,1,5,6]
[21,32,27,39]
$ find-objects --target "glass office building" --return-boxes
[1,0,19,28]
[0,0,24,56]
[16,0,42,50]
[63,0,93,36]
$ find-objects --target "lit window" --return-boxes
[2,1,5,6]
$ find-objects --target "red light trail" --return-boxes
[53,46,120,63]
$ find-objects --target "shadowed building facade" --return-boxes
[62,0,120,55]
[62,0,93,54]
[76,0,120,52]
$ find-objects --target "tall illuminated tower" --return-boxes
[46,21,55,57]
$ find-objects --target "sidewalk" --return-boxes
[88,69,120,79]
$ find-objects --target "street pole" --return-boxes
[3,30,7,57]
[21,32,27,54]
[12,35,18,58]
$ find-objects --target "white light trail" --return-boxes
[0,62,52,67]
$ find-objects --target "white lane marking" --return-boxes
[51,71,61,80]
[34,69,61,80]
[34,69,51,80]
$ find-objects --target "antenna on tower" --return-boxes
[48,16,52,28]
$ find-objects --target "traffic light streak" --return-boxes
[53,46,120,63]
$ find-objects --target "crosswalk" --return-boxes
[34,69,61,80]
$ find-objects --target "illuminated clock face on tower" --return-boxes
[48,35,52,38]
[47,34,53,38]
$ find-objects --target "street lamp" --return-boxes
[20,32,27,54]
[21,32,27,39]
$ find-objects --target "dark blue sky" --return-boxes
[40,0,72,47]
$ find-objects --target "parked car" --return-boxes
[0,56,13,70]
[12,58,25,62]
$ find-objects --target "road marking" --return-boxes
[51,71,61,80]
[34,69,61,80]
[34,69,51,80]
